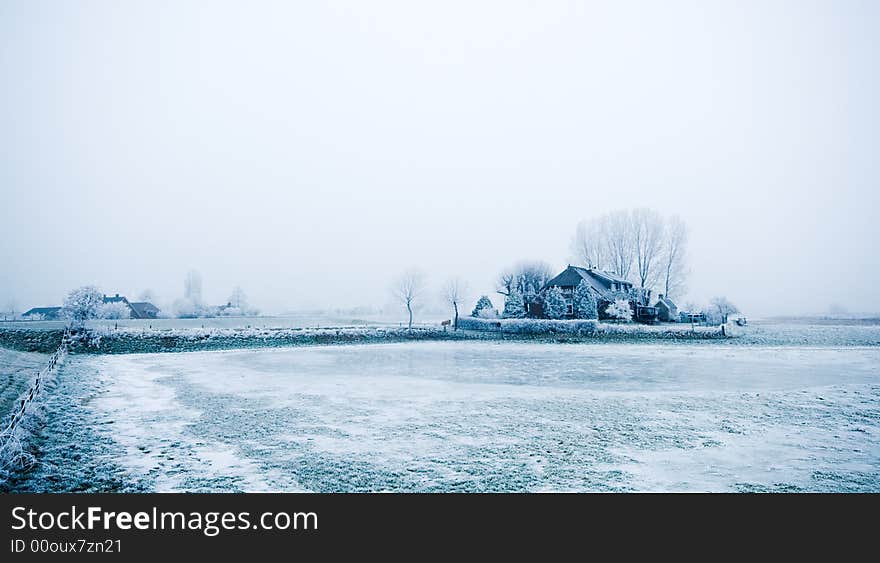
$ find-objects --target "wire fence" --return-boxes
[0,328,69,474]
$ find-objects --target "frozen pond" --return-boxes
[31,342,880,491]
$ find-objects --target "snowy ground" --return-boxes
[10,341,879,492]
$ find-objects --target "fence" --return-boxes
[0,329,69,473]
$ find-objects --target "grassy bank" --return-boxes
[1,321,729,356]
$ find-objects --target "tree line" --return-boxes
[571,208,688,298]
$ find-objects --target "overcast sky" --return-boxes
[1,1,878,317]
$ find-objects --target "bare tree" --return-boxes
[709,296,739,324]
[570,217,608,269]
[603,210,636,280]
[442,278,468,330]
[184,270,203,305]
[3,298,17,321]
[661,215,688,299]
[631,208,665,289]
[496,261,553,297]
[392,269,426,330]
[138,289,157,304]
[229,286,248,309]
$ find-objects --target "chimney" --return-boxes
[115,293,119,298]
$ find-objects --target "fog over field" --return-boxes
[2,1,879,316]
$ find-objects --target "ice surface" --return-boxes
[51,342,880,491]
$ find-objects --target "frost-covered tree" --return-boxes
[571,217,608,269]
[572,208,687,292]
[661,215,688,299]
[572,281,598,319]
[632,208,665,290]
[471,295,495,317]
[172,298,200,318]
[442,278,468,330]
[496,261,553,297]
[605,299,633,323]
[709,296,739,324]
[139,289,158,304]
[603,210,637,281]
[184,270,203,305]
[228,286,248,310]
[521,283,543,314]
[392,269,425,330]
[502,290,526,319]
[98,301,131,319]
[477,307,500,319]
[2,298,17,321]
[542,286,568,319]
[61,286,104,324]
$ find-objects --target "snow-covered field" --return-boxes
[13,341,879,492]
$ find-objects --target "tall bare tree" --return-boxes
[184,270,203,305]
[661,215,688,299]
[442,278,468,330]
[603,210,636,280]
[631,208,666,289]
[392,269,425,330]
[571,217,607,269]
[3,298,17,321]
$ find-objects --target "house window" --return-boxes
[566,304,573,315]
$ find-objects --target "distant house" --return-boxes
[655,294,678,322]
[102,294,159,319]
[21,294,160,321]
[21,306,62,320]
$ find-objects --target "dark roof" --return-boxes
[103,295,129,304]
[545,266,633,298]
[584,267,630,284]
[129,302,159,317]
[22,306,61,316]
[656,296,677,309]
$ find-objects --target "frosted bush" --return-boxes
[98,301,131,320]
[543,286,567,319]
[502,290,526,319]
[605,299,633,322]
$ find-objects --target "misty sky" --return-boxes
[1,1,878,317]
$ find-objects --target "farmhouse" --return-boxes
[21,294,160,321]
[543,265,634,317]
[102,294,160,319]
[541,265,660,322]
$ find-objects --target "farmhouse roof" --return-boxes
[129,302,159,317]
[544,265,633,298]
